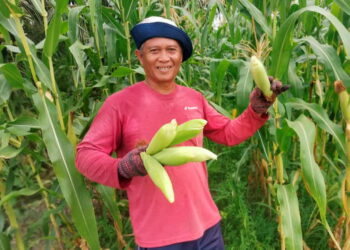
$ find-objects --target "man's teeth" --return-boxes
[157,66,172,71]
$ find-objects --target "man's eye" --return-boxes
[149,49,159,53]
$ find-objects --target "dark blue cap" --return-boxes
[131,19,193,62]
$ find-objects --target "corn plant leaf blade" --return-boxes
[287,59,304,98]
[0,233,10,250]
[68,6,86,43]
[286,115,327,222]
[95,184,123,226]
[111,66,134,77]
[277,184,303,250]
[296,36,350,87]
[271,6,350,79]
[43,13,63,57]
[334,0,350,15]
[0,188,40,207]
[286,98,346,158]
[0,75,11,104]
[32,93,100,250]
[0,63,24,89]
[0,146,23,159]
[88,0,105,56]
[238,0,272,38]
[236,61,253,112]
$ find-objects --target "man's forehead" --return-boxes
[142,38,181,48]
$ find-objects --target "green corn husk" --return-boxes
[334,80,350,123]
[140,152,174,203]
[168,119,207,146]
[153,146,217,166]
[250,55,274,100]
[146,119,177,155]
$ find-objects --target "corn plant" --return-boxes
[0,0,349,249]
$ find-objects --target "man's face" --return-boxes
[136,37,183,86]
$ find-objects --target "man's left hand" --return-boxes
[250,77,289,114]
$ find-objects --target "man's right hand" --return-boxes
[117,146,147,179]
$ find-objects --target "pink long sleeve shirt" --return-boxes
[76,81,267,247]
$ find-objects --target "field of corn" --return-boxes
[1,0,350,249]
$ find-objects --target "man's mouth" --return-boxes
[157,66,172,72]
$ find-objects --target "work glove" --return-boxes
[250,77,290,114]
[117,146,147,179]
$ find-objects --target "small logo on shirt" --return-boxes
[184,106,198,110]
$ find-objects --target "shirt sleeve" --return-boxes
[203,97,268,146]
[75,98,130,189]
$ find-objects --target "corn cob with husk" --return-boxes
[334,80,350,123]
[140,118,217,203]
[250,55,274,101]
[140,152,174,203]
[153,146,217,166]
[168,119,207,146]
[146,119,177,155]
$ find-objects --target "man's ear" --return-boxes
[135,50,143,65]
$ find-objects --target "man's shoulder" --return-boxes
[107,82,144,101]
[177,84,203,97]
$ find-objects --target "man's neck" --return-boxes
[144,79,176,94]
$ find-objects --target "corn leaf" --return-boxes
[239,0,272,38]
[68,6,86,44]
[95,184,123,227]
[32,93,100,250]
[334,0,350,15]
[286,98,346,158]
[236,61,253,112]
[0,233,10,250]
[296,36,350,87]
[0,75,11,104]
[287,59,304,98]
[0,146,23,159]
[271,6,350,79]
[277,184,303,250]
[0,63,24,89]
[88,0,104,56]
[0,188,40,207]
[286,115,327,223]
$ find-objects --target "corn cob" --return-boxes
[334,80,350,123]
[250,56,274,101]
[140,152,174,203]
[168,119,207,146]
[152,146,217,166]
[146,119,177,155]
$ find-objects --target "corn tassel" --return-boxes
[146,119,177,155]
[250,56,274,101]
[153,146,217,166]
[140,152,174,203]
[169,119,207,146]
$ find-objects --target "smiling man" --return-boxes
[75,16,288,249]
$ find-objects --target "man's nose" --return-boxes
[158,50,170,61]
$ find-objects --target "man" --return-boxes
[76,16,288,249]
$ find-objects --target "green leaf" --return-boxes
[0,188,40,206]
[286,115,327,223]
[0,63,24,89]
[32,93,100,249]
[277,184,303,250]
[95,184,123,227]
[68,5,86,43]
[0,0,10,18]
[0,146,23,159]
[111,66,134,77]
[296,36,350,87]
[43,13,63,57]
[8,116,41,130]
[0,233,11,250]
[334,0,350,15]
[286,98,346,158]
[0,75,11,105]
[236,61,253,112]
[239,0,272,38]
[271,6,350,79]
